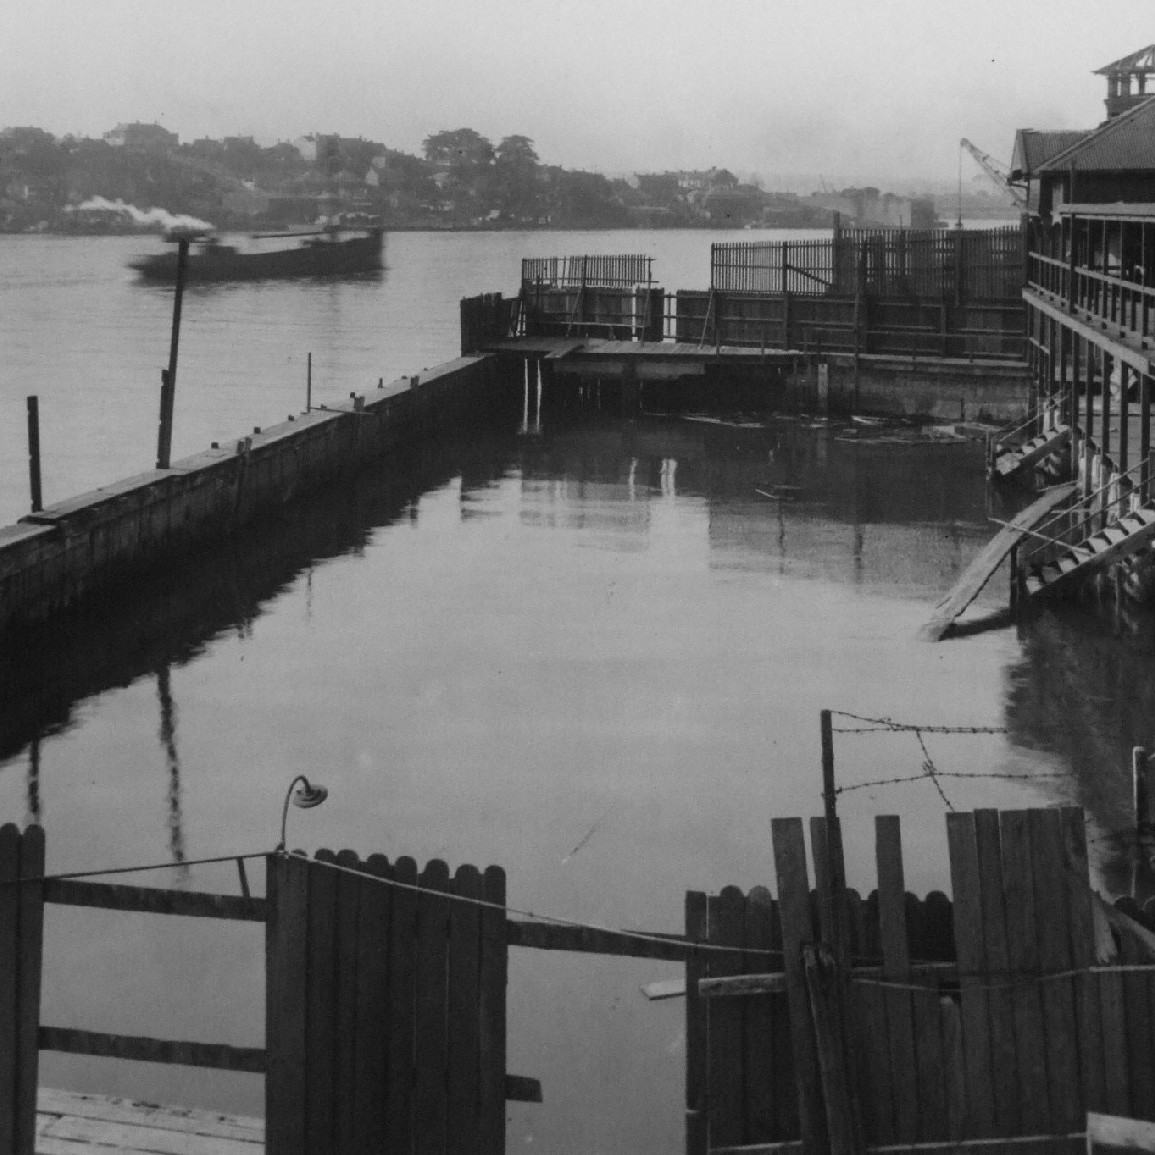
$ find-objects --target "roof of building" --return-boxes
[1096,44,1155,75]
[1010,129,1089,180]
[1039,96,1155,172]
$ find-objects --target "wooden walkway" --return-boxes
[36,1088,263,1154]
[923,481,1076,639]
[486,336,798,363]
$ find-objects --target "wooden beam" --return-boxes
[43,878,266,921]
[38,1027,266,1072]
[506,919,692,960]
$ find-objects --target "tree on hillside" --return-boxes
[422,128,494,218]
[493,135,539,220]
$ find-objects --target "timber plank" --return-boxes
[42,879,265,921]
[1028,809,1081,1131]
[1058,807,1106,1114]
[743,886,777,1144]
[414,859,451,1155]
[384,857,418,1154]
[264,852,309,1155]
[771,818,827,1155]
[1122,931,1155,1118]
[353,853,391,1151]
[333,850,363,1152]
[447,864,483,1155]
[477,865,508,1155]
[36,1089,263,1141]
[0,825,19,1155]
[973,808,1020,1134]
[17,825,44,1155]
[768,898,798,1140]
[305,849,339,1154]
[37,1113,259,1155]
[945,811,994,1137]
[875,815,919,1143]
[685,890,709,1155]
[999,811,1049,1133]
[923,482,1076,639]
[708,886,747,1149]
[36,1028,264,1072]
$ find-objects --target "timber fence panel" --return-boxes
[706,886,746,1148]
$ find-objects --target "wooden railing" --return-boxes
[521,254,653,289]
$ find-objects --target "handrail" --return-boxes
[1021,453,1150,570]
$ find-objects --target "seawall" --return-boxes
[0,354,515,637]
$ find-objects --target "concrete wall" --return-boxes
[0,354,512,636]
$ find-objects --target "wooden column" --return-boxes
[25,398,41,514]
[1141,370,1152,501]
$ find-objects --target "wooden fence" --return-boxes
[521,254,653,289]
[687,807,1155,1154]
[0,827,539,1155]
[711,227,1026,302]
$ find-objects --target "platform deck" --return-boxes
[36,1087,264,1154]
[486,336,798,362]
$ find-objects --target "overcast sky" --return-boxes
[7,1,1155,187]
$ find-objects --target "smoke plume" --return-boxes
[68,197,214,232]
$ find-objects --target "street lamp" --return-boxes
[277,775,329,851]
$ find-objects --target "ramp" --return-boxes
[924,481,1076,640]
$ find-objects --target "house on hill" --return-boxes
[103,123,178,152]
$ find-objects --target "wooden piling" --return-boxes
[25,397,41,514]
[307,353,313,413]
[156,237,189,470]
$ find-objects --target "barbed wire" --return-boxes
[830,711,1007,736]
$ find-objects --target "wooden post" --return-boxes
[155,236,189,470]
[1134,747,1155,846]
[265,852,310,1155]
[307,353,313,413]
[818,710,847,965]
[684,890,708,1155]
[25,397,42,514]
[1142,370,1152,502]
[0,824,45,1155]
[803,944,861,1155]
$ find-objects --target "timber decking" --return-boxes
[923,481,1076,639]
[35,1088,264,1154]
[485,336,799,362]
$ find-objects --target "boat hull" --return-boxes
[130,229,384,283]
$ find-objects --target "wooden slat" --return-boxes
[414,859,450,1155]
[772,817,827,1155]
[744,886,777,1143]
[999,811,1049,1132]
[0,825,19,1155]
[1122,929,1155,1118]
[685,890,709,1155]
[332,849,362,1153]
[42,879,266,921]
[477,864,508,1155]
[974,808,1021,1135]
[503,1075,542,1103]
[37,1112,260,1155]
[768,896,798,1141]
[875,815,919,1143]
[37,1027,265,1072]
[305,849,338,1155]
[16,824,43,1155]
[264,851,309,1155]
[1058,807,1106,1114]
[945,811,995,1137]
[708,886,747,1148]
[385,856,418,1154]
[1028,809,1081,1131]
[940,995,966,1141]
[353,853,391,1151]
[447,864,483,1155]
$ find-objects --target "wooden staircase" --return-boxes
[990,423,1070,482]
[1023,504,1155,598]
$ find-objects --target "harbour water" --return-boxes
[0,228,1145,1152]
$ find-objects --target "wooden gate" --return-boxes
[686,807,1155,1154]
[0,827,538,1155]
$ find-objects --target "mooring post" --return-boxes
[156,236,190,470]
[25,396,42,514]
[307,353,313,413]
[819,709,848,966]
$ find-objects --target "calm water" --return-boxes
[0,229,1143,1152]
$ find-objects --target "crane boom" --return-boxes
[960,138,1027,208]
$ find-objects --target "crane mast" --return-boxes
[960,138,1027,209]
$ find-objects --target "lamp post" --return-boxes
[276,774,329,852]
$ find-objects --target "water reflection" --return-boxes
[1005,603,1155,896]
[156,665,188,882]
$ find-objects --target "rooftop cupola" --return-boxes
[1096,44,1155,118]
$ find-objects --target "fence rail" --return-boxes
[712,226,1026,301]
[521,254,653,289]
